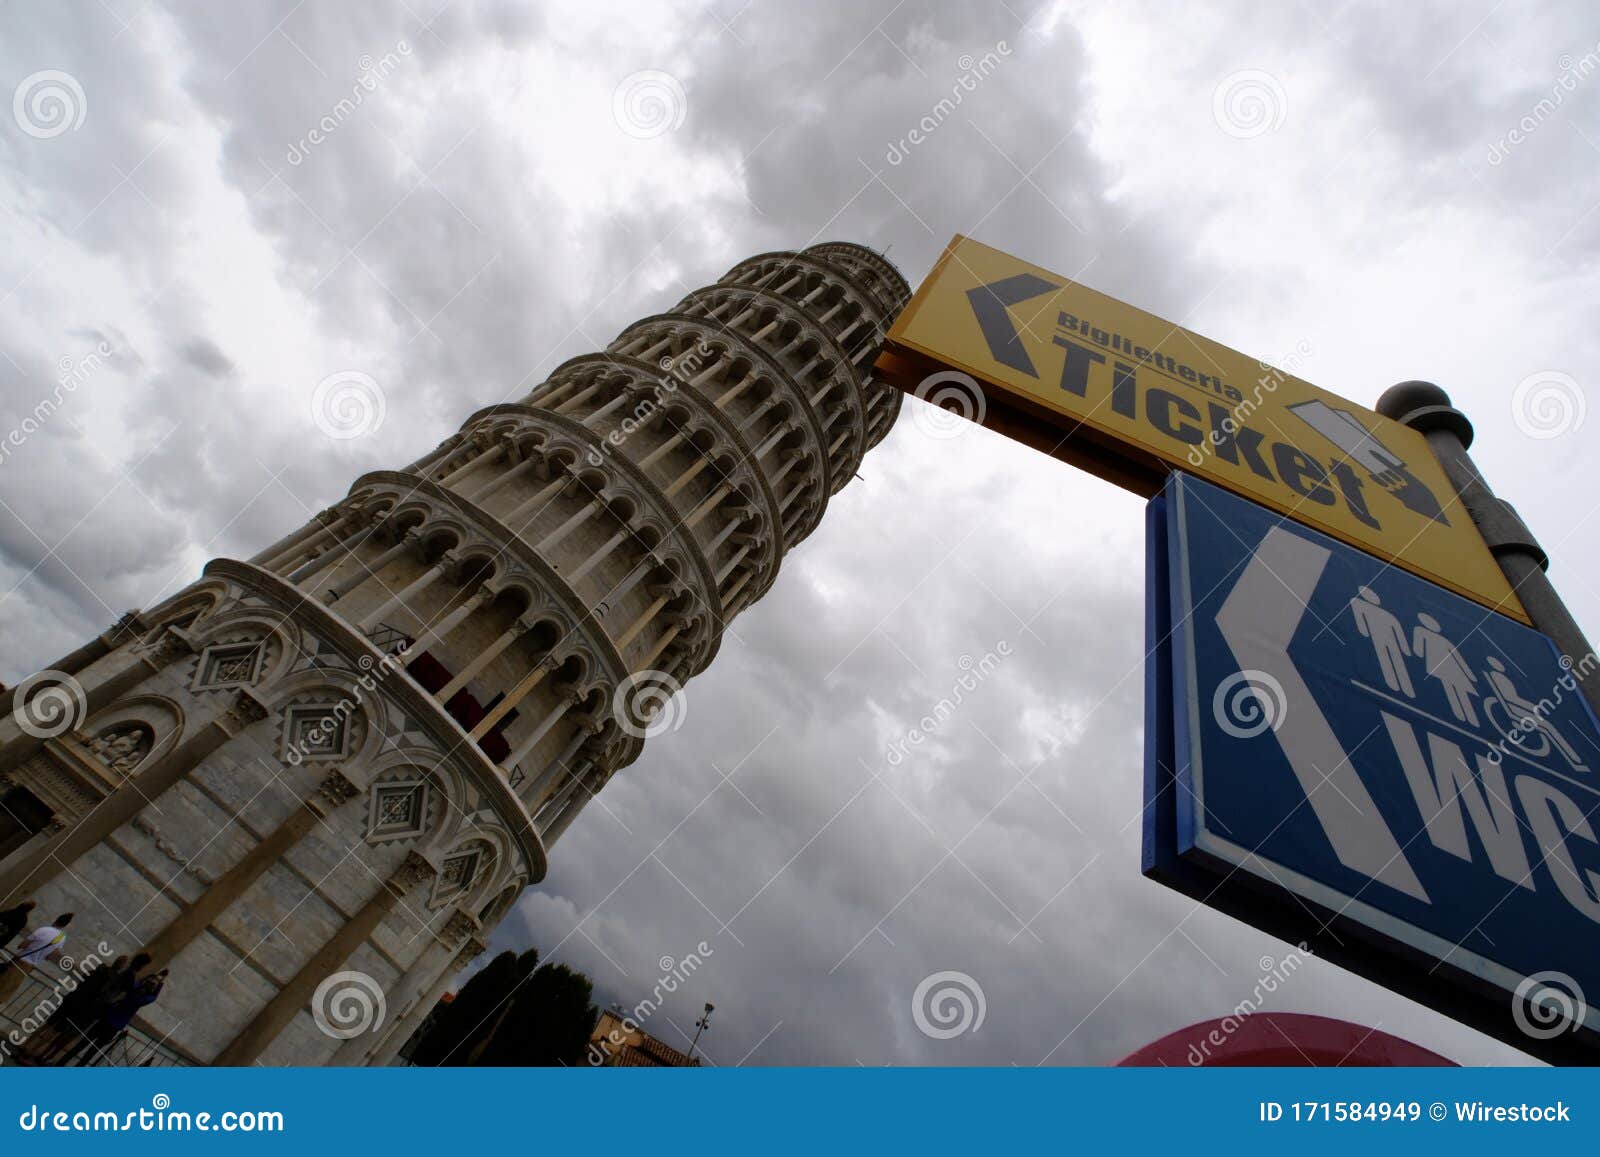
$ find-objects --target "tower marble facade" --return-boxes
[0,242,909,1066]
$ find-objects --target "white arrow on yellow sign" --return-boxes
[876,234,1527,624]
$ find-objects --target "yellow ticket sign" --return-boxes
[879,234,1528,623]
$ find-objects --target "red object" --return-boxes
[403,651,514,762]
[1118,1012,1457,1067]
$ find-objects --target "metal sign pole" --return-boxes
[1377,380,1600,721]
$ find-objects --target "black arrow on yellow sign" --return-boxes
[965,273,1060,379]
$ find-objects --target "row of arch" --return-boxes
[235,242,910,877]
[132,572,581,844]
[404,410,740,655]
[74,681,528,916]
[719,246,910,449]
[647,289,869,499]
[254,471,715,764]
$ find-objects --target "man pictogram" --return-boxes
[1350,586,1415,698]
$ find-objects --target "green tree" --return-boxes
[476,962,599,1067]
[410,949,533,1066]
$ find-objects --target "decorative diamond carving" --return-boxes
[281,703,353,762]
[194,641,266,690]
[431,846,484,907]
[379,786,421,826]
[367,778,429,844]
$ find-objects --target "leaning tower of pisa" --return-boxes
[0,242,909,1067]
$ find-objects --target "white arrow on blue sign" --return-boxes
[1146,473,1600,1055]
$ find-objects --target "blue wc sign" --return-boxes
[1144,473,1600,1059]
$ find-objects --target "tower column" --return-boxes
[213,852,435,1066]
[254,507,343,570]
[615,593,670,650]
[284,522,379,585]
[502,696,575,769]
[0,690,269,905]
[469,661,552,739]
[540,773,598,847]
[504,476,569,528]
[0,635,189,770]
[438,444,503,486]
[568,526,633,583]
[434,621,530,704]
[266,509,364,573]
[639,623,683,670]
[404,586,495,661]
[357,557,453,632]
[329,909,476,1066]
[525,732,589,809]
[466,456,538,503]
[366,935,487,1067]
[324,535,414,603]
[595,558,656,615]
[141,770,361,969]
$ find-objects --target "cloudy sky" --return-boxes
[4,0,1599,1066]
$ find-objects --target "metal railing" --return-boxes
[364,622,415,657]
[0,964,192,1068]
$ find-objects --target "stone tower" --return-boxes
[0,242,909,1066]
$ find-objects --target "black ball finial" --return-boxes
[1375,380,1472,446]
[1376,380,1451,419]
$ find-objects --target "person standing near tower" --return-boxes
[0,911,73,1000]
[0,898,34,950]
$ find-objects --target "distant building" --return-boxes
[587,1008,699,1067]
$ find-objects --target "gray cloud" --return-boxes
[4,0,1590,1067]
